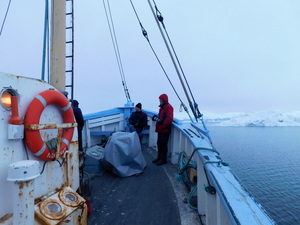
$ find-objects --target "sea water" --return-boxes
[208,126,300,225]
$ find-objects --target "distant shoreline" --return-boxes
[174,110,300,127]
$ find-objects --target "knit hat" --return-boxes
[136,103,142,109]
[72,99,79,107]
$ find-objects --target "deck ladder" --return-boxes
[65,0,74,100]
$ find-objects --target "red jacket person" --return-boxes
[152,94,174,165]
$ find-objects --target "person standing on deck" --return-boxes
[152,94,174,166]
[71,99,84,152]
[129,103,148,143]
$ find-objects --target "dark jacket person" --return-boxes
[72,100,84,151]
[129,103,148,142]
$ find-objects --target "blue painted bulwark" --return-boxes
[82,104,275,225]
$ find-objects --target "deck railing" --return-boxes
[82,107,276,225]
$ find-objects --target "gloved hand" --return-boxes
[152,115,162,124]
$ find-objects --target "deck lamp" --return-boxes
[1,90,13,108]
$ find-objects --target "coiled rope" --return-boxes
[176,151,198,210]
[176,147,219,210]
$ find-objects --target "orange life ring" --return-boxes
[24,90,75,161]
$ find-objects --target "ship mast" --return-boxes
[50,0,66,91]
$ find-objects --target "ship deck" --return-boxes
[85,145,200,225]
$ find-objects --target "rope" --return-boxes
[103,0,131,101]
[0,0,12,36]
[188,186,198,210]
[175,147,220,209]
[176,151,197,209]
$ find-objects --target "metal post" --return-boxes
[7,160,40,225]
[50,0,66,91]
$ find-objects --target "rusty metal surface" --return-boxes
[24,123,76,130]
[59,189,81,207]
[35,187,86,225]
[55,128,63,160]
[39,198,67,221]
[0,213,12,224]
[17,181,35,200]
[0,73,83,224]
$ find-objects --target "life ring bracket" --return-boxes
[24,123,77,131]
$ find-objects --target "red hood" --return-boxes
[159,94,168,104]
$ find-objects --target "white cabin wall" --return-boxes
[0,73,81,223]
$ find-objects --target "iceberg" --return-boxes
[175,111,300,127]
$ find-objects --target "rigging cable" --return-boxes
[148,0,202,122]
[151,0,202,121]
[41,0,49,81]
[129,0,194,123]
[0,0,12,36]
[148,0,215,145]
[103,0,131,102]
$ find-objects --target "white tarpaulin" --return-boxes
[102,132,147,177]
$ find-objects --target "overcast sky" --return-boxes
[0,0,299,116]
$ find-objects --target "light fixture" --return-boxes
[35,187,86,224]
[39,199,67,220]
[1,89,16,109]
[59,190,80,207]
